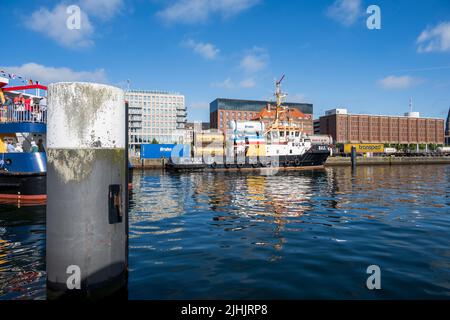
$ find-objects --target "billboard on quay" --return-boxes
[140,144,190,159]
[344,143,384,153]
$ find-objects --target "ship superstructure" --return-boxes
[0,76,47,204]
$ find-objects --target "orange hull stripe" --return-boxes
[0,194,47,200]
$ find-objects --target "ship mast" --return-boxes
[275,75,286,107]
[264,74,295,136]
[274,74,287,126]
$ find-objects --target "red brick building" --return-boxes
[319,109,445,145]
[210,98,313,133]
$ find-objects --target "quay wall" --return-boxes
[325,156,450,166]
[130,157,167,169]
[130,156,450,169]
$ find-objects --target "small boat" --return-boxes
[0,77,47,205]
[168,76,333,172]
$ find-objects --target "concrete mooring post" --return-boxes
[46,82,128,299]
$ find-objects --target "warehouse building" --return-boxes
[318,108,445,145]
[210,98,313,134]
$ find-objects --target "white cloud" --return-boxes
[157,0,260,24]
[26,1,123,48]
[211,77,257,89]
[26,3,94,48]
[183,39,220,59]
[211,78,235,89]
[1,63,108,84]
[417,22,450,53]
[240,47,269,73]
[377,75,423,90]
[211,47,268,90]
[239,78,256,88]
[79,0,124,20]
[326,0,362,26]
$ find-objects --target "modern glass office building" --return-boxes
[126,90,187,149]
[210,98,313,132]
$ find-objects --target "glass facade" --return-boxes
[126,90,186,147]
[210,98,313,114]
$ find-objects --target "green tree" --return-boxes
[151,138,159,144]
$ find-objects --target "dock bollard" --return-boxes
[351,146,357,169]
[46,82,128,299]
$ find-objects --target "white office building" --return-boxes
[126,90,187,150]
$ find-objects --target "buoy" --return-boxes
[46,82,128,299]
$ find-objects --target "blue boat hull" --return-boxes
[0,152,46,200]
[0,152,46,174]
[0,173,46,197]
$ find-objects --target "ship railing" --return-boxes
[0,105,47,124]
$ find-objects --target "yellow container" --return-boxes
[194,133,225,144]
[195,147,225,157]
[245,144,267,157]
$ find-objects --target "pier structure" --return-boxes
[46,82,128,299]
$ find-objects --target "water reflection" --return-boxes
[0,165,448,299]
[0,205,45,300]
[129,165,450,299]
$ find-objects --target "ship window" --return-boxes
[295,132,299,137]
[280,131,284,137]
[290,150,293,154]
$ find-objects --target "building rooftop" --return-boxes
[254,107,310,121]
[127,90,182,96]
[322,108,444,120]
[212,97,312,106]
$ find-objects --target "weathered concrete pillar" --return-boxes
[46,82,128,299]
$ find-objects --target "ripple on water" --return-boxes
[0,165,449,299]
[0,205,46,300]
[129,165,450,299]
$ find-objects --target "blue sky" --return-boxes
[1,0,449,122]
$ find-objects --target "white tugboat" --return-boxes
[169,76,332,171]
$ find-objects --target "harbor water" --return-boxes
[0,165,449,299]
